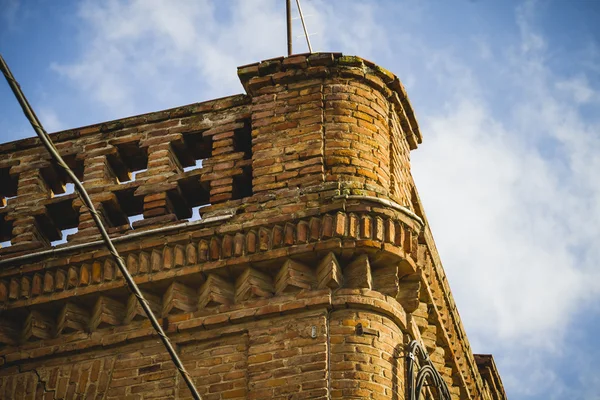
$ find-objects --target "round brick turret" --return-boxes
[238,53,421,208]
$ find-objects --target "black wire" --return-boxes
[0,54,202,400]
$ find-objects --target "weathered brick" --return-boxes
[0,52,502,400]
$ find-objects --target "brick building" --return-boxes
[0,53,506,399]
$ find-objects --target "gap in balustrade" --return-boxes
[36,199,79,245]
[108,141,148,183]
[175,175,210,220]
[233,119,252,159]
[0,240,10,248]
[130,168,147,181]
[1,195,17,208]
[189,204,211,222]
[113,187,144,229]
[232,166,253,200]
[100,200,129,228]
[183,159,203,172]
[42,156,84,198]
[53,183,74,198]
[118,167,148,183]
[0,167,18,207]
[63,155,85,182]
[172,130,211,173]
[128,214,144,228]
[0,214,11,247]
[50,227,79,247]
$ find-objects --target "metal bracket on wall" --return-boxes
[355,323,380,337]
[406,340,452,400]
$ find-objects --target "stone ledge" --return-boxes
[0,95,251,154]
[0,208,420,310]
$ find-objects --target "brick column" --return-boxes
[72,143,120,241]
[238,55,327,194]
[134,123,183,228]
[6,152,52,251]
[237,53,421,204]
[323,56,392,197]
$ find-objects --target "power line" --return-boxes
[295,0,313,53]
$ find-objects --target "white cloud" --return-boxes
[306,0,392,58]
[555,75,597,104]
[515,0,547,56]
[473,35,493,60]
[50,0,288,118]
[410,1,600,396]
[38,107,65,133]
[50,0,395,120]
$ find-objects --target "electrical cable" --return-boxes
[0,54,202,400]
[295,0,313,53]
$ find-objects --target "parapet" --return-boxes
[0,53,422,258]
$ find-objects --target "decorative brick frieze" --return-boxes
[235,267,274,302]
[0,207,419,309]
[274,259,316,294]
[57,302,90,335]
[124,290,161,324]
[163,281,198,316]
[0,250,414,348]
[90,296,126,331]
[197,273,235,309]
[316,251,343,289]
[21,310,54,342]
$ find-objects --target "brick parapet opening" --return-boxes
[0,96,254,255]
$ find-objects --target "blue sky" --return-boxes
[1,1,600,398]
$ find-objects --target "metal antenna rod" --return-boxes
[295,0,313,53]
[0,54,203,400]
[286,0,293,55]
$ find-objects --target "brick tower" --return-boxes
[0,53,506,399]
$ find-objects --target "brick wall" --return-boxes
[0,53,505,399]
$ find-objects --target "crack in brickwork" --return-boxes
[30,368,53,397]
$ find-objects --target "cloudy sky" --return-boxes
[1,0,599,398]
